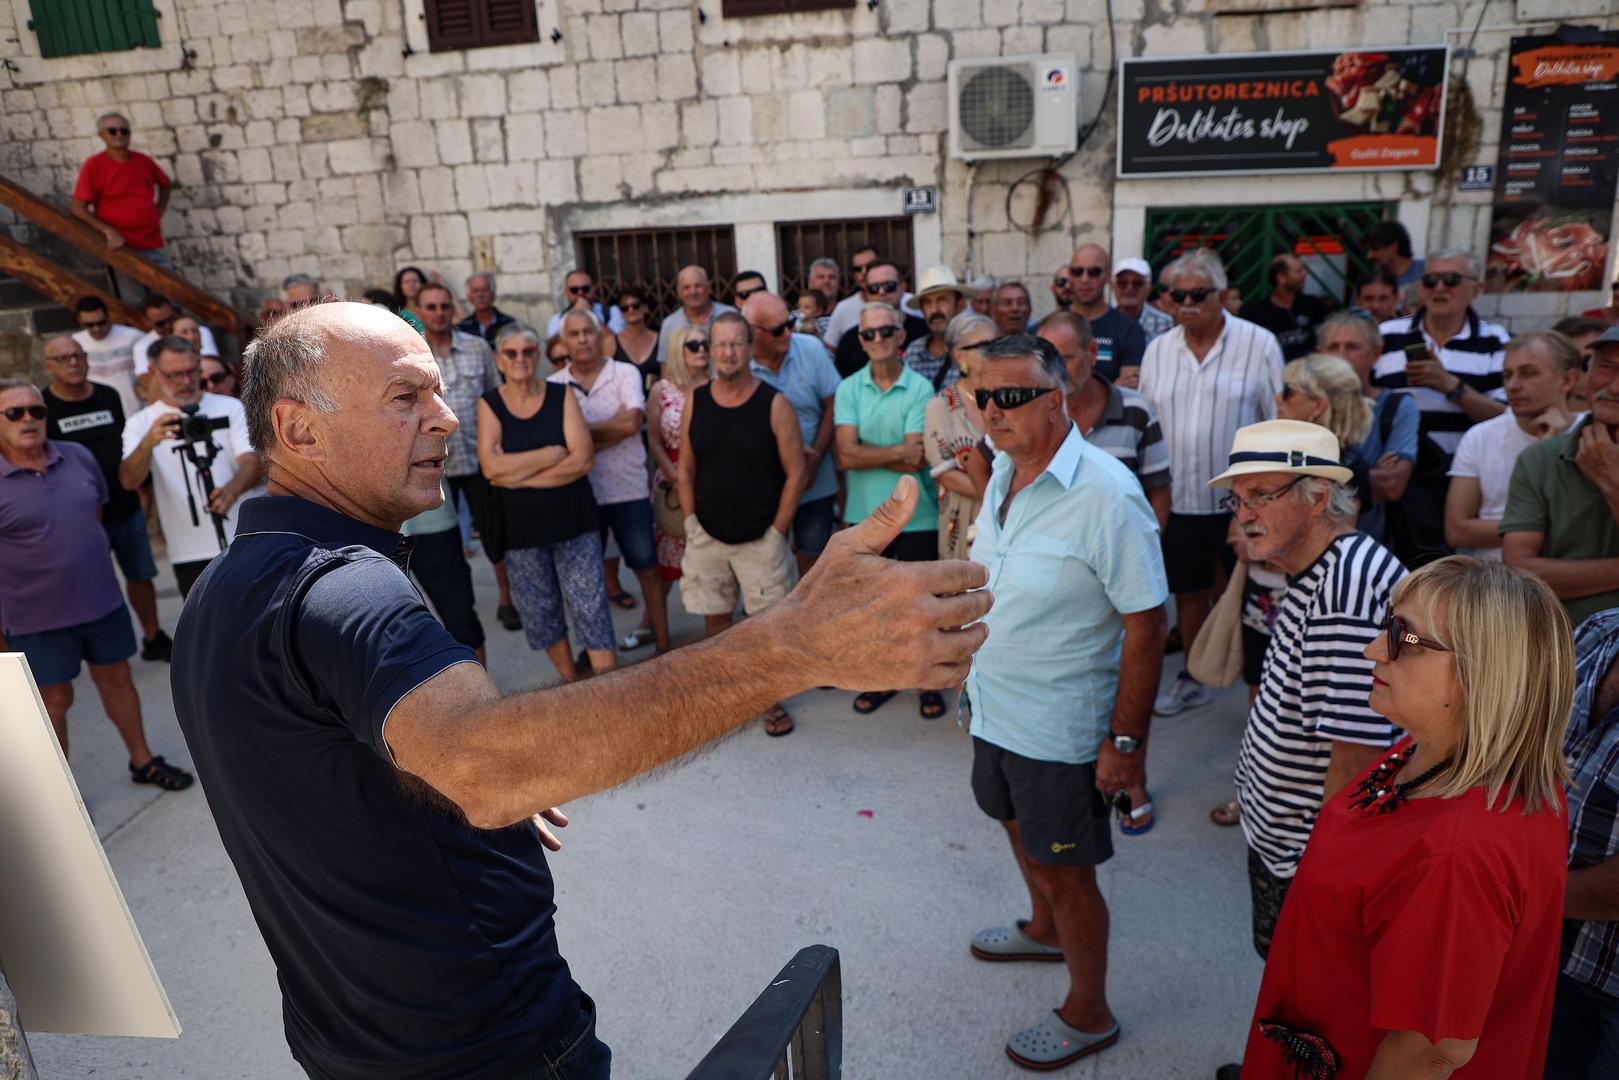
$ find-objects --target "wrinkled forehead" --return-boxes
[1427,255,1471,276]
[0,385,43,408]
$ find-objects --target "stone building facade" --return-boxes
[1,0,1615,331]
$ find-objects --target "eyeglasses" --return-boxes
[619,301,644,312]
[159,365,201,382]
[1053,276,1070,287]
[735,286,766,301]
[1384,613,1450,661]
[859,325,901,342]
[47,350,88,363]
[101,127,130,136]
[866,281,900,295]
[974,386,1057,410]
[852,261,875,274]
[421,303,453,312]
[500,346,541,360]
[79,317,108,330]
[150,316,175,328]
[567,285,592,296]
[1217,476,1305,514]
[1114,275,1147,288]
[1169,287,1216,303]
[1068,265,1107,278]
[683,339,709,353]
[2,405,47,421]
[202,371,233,388]
[1421,271,1475,289]
[752,320,791,338]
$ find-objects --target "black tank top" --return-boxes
[614,334,660,396]
[480,386,599,549]
[690,380,786,545]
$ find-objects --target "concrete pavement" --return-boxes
[23,547,1261,1079]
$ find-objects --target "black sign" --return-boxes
[1118,47,1450,177]
[903,186,937,215]
[1485,32,1619,293]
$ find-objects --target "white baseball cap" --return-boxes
[1113,257,1152,279]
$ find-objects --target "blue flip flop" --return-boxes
[1119,799,1154,836]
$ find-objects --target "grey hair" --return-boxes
[859,301,901,327]
[809,257,840,275]
[239,318,339,463]
[558,307,601,333]
[493,321,542,350]
[982,333,1068,389]
[1427,249,1483,279]
[96,111,129,129]
[1321,310,1382,353]
[0,377,42,399]
[945,311,996,350]
[992,280,1030,302]
[466,272,496,290]
[282,272,321,290]
[148,333,197,364]
[968,275,997,292]
[1164,248,1229,291]
[1295,476,1360,524]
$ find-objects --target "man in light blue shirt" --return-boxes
[745,291,841,572]
[963,335,1167,1072]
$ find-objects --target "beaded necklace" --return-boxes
[1348,743,1452,816]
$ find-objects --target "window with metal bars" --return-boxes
[721,0,854,16]
[1142,202,1393,306]
[775,217,914,302]
[25,0,160,58]
[574,226,739,324]
[422,0,538,51]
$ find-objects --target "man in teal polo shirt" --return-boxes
[961,335,1168,1071]
[834,301,942,717]
[1503,325,1619,624]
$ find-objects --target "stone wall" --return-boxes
[0,0,1615,330]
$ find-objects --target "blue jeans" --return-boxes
[519,993,611,1080]
[598,498,656,572]
[792,495,837,556]
[1545,972,1619,1078]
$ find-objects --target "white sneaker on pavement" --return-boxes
[1153,673,1211,717]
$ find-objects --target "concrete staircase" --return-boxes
[0,222,118,382]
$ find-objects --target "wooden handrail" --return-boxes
[0,173,251,339]
[0,234,147,329]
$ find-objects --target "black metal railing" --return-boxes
[684,945,842,1080]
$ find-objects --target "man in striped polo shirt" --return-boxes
[1139,249,1283,718]
[1212,420,1405,959]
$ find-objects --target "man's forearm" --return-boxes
[1110,607,1166,740]
[1503,554,1619,601]
[1445,515,1501,550]
[774,461,806,535]
[71,199,109,234]
[228,453,261,495]
[813,402,835,456]
[837,441,904,471]
[1458,385,1506,422]
[1567,856,1619,921]
[1323,739,1388,802]
[119,445,155,491]
[589,416,637,447]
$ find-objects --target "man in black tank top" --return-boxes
[678,313,808,734]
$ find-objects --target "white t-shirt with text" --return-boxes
[121,393,252,565]
[73,323,145,418]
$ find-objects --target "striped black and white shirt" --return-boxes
[1372,307,1509,457]
[1084,376,1170,489]
[1139,314,1283,515]
[1236,532,1407,877]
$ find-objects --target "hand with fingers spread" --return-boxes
[771,475,992,692]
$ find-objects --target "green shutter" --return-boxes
[28,0,160,59]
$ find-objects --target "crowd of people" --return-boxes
[6,107,1619,1077]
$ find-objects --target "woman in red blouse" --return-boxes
[1240,556,1572,1079]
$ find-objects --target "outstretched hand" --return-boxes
[775,476,992,692]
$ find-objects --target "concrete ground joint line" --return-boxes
[98,790,166,848]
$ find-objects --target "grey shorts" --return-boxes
[971,737,1113,867]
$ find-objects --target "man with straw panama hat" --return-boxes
[905,267,973,389]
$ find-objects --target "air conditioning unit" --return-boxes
[948,54,1080,162]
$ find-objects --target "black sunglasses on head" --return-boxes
[974,386,1057,410]
[1169,287,1216,303]
[859,325,900,342]
[866,281,900,295]
[3,405,48,421]
[1068,265,1107,278]
[1384,613,1450,661]
[1421,271,1474,289]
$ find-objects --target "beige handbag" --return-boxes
[1187,560,1248,689]
[652,480,685,539]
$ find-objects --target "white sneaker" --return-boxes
[1153,673,1211,717]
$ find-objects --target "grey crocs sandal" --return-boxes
[1005,1012,1120,1071]
[969,920,1065,962]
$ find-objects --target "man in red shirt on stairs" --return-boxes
[71,111,173,296]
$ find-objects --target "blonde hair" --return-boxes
[1282,353,1373,448]
[1392,557,1573,814]
[664,325,706,390]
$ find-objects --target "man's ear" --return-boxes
[271,399,325,464]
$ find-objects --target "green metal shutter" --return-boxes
[28,0,160,59]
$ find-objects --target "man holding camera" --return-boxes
[120,336,258,598]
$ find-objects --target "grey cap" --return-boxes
[1596,324,1619,347]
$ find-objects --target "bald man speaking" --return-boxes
[170,302,989,1079]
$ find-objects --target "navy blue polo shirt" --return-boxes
[171,495,581,1079]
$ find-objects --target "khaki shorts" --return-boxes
[680,517,796,616]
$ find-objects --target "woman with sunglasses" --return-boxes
[1236,557,1570,1080]
[632,325,710,651]
[1274,353,1374,509]
[198,356,238,398]
[613,286,660,396]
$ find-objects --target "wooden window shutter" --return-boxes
[721,0,855,15]
[423,0,538,52]
[27,0,160,59]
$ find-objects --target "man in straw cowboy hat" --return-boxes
[1212,419,1406,959]
[904,267,974,390]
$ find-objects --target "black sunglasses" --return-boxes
[1169,287,1216,303]
[567,285,592,295]
[619,301,643,312]
[866,281,900,295]
[1421,271,1473,289]
[1385,613,1449,661]
[102,126,130,136]
[859,325,900,342]
[202,371,234,388]
[683,339,709,352]
[3,405,47,421]
[753,320,791,338]
[852,261,875,274]
[974,386,1057,410]
[80,317,108,330]
[1068,265,1107,278]
[735,286,766,301]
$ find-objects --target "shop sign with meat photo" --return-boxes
[1486,31,1619,293]
[1116,47,1449,177]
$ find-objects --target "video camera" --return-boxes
[176,403,229,444]
[170,403,232,552]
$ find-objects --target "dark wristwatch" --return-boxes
[1109,732,1141,754]
[1444,379,1467,403]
